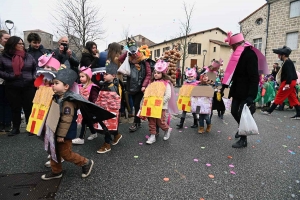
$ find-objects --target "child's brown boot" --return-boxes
[112,134,122,146]
[206,124,212,133]
[97,143,111,154]
[198,127,204,134]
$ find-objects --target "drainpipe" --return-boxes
[265,0,271,56]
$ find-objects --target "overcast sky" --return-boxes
[0,0,266,50]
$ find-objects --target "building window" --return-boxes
[286,32,299,50]
[290,0,300,18]
[150,51,152,59]
[154,49,160,58]
[255,18,263,25]
[188,43,201,55]
[163,47,170,52]
[213,47,216,52]
[253,38,262,51]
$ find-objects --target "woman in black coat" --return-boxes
[80,41,99,69]
[0,36,37,136]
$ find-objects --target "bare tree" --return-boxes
[178,1,195,84]
[52,0,105,54]
[121,25,130,41]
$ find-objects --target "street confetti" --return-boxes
[229,194,234,198]
[217,131,221,133]
[201,147,206,149]
[282,145,287,148]
[227,156,233,159]
[252,146,255,148]
[179,131,182,132]
[229,164,234,168]
[134,156,139,158]
[291,194,296,198]
[228,137,232,140]
[184,126,188,129]
[206,163,211,167]
[208,174,214,179]
[296,180,300,183]
[194,159,199,162]
[200,198,205,200]
[163,177,170,182]
[224,171,228,174]
[139,142,143,145]
[287,136,292,139]
[230,171,236,175]
[145,135,149,139]
[257,140,261,143]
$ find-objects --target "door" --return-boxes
[190,59,197,68]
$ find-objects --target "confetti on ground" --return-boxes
[275,127,278,129]
[208,174,214,179]
[201,147,206,149]
[291,194,296,198]
[163,177,170,182]
[257,140,261,143]
[287,136,292,139]
[139,143,143,145]
[206,163,211,167]
[217,131,221,133]
[145,135,149,139]
[194,159,199,162]
[230,171,236,175]
[200,198,205,200]
[179,131,182,132]
[229,164,234,168]
[296,180,300,183]
[227,156,233,159]
[228,137,232,140]
[282,145,287,148]
[224,171,228,174]
[184,127,188,129]
[229,194,234,198]
[134,156,139,158]
[252,146,255,148]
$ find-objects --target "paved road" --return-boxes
[1,104,300,199]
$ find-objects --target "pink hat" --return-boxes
[185,68,196,77]
[154,60,168,73]
[225,32,244,45]
[80,66,92,79]
[38,54,60,70]
[211,58,223,70]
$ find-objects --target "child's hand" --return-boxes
[57,137,64,143]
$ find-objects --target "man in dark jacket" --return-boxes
[262,46,300,119]
[27,33,50,63]
[221,32,259,148]
[52,36,79,73]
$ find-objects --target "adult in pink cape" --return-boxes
[220,32,260,148]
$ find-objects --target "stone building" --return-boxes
[239,0,300,71]
[23,29,54,50]
[118,34,156,48]
[149,27,232,71]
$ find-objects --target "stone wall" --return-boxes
[266,0,300,70]
[240,4,268,55]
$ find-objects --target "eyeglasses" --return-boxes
[17,43,24,46]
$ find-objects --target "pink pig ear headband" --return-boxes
[154,60,169,73]
[225,32,244,45]
[80,66,93,79]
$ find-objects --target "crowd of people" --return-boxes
[0,29,299,180]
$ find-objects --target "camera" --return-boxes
[61,43,68,53]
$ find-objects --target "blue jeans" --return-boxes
[0,85,12,125]
[199,114,211,127]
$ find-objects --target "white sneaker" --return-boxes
[72,138,84,144]
[163,128,172,141]
[45,158,64,167]
[146,134,156,144]
[87,133,97,140]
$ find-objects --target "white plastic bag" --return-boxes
[117,55,131,76]
[239,104,259,136]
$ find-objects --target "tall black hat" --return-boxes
[55,68,78,87]
[272,46,292,56]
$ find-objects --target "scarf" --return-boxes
[12,50,25,77]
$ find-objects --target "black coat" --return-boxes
[80,48,99,68]
[228,46,259,100]
[27,45,50,64]
[280,59,298,84]
[212,91,225,111]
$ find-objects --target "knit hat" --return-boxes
[105,62,118,75]
[55,68,78,87]
[80,66,92,79]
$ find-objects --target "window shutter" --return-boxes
[197,44,202,54]
[290,1,300,18]
[286,32,299,50]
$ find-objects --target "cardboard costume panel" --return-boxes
[191,97,213,114]
[206,71,217,82]
[141,81,166,118]
[94,91,121,131]
[177,85,196,112]
[26,86,54,135]
[190,86,214,98]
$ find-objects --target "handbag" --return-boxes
[239,104,259,136]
